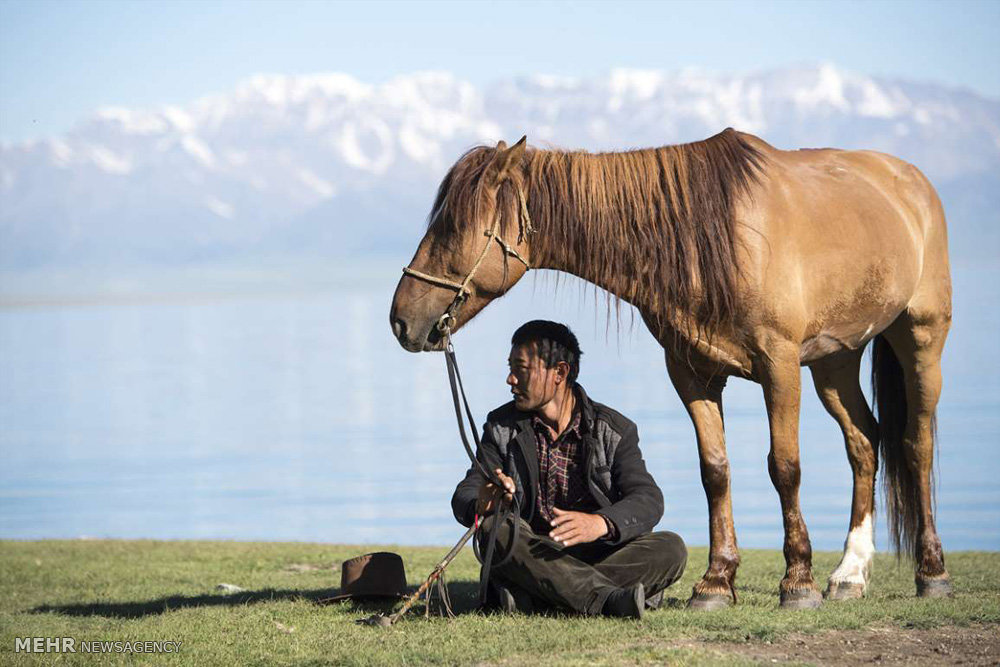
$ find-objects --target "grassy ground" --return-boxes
[1,540,997,666]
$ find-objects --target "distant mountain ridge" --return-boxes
[1,63,998,269]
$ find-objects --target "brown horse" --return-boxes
[388,128,952,609]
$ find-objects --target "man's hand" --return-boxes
[476,468,516,515]
[548,508,610,547]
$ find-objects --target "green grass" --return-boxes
[1,540,998,665]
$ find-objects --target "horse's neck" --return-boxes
[529,221,645,310]
[529,219,716,348]
[541,256,640,308]
[524,159,653,310]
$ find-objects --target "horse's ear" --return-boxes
[488,136,527,182]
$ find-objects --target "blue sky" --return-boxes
[1,0,998,142]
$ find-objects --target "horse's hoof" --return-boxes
[824,581,865,600]
[686,592,732,611]
[916,577,953,598]
[780,588,822,609]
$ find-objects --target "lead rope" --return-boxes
[443,329,520,608]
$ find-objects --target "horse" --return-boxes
[388,128,952,609]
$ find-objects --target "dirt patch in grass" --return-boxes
[696,623,1000,665]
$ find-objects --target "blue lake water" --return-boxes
[1,262,998,552]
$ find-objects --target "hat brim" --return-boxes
[317,591,409,604]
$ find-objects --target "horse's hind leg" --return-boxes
[666,353,738,610]
[809,350,878,600]
[879,306,952,596]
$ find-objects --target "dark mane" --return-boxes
[429,128,765,333]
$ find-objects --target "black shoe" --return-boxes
[489,580,533,615]
[495,582,516,614]
[602,583,645,619]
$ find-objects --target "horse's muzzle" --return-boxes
[390,316,445,352]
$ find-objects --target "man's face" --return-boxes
[507,342,564,412]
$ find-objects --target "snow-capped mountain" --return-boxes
[1,64,998,269]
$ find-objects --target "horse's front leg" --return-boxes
[666,353,738,610]
[760,340,822,609]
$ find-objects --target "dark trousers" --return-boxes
[478,515,687,615]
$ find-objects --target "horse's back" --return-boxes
[739,131,944,242]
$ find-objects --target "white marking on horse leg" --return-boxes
[829,514,875,589]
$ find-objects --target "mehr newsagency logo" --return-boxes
[15,637,182,654]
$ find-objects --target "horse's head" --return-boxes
[390,137,532,352]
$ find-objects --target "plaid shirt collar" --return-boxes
[530,388,584,442]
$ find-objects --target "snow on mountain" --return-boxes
[1,64,998,269]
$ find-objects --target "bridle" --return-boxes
[401,178,533,334]
[399,177,534,607]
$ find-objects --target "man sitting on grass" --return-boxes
[451,320,687,619]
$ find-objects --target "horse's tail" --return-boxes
[871,333,922,561]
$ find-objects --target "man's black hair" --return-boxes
[511,320,583,383]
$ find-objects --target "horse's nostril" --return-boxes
[391,318,407,341]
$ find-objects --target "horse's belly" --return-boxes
[799,319,885,364]
[799,249,920,364]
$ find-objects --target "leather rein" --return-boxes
[400,179,534,607]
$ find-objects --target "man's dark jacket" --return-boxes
[451,384,664,545]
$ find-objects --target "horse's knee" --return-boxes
[700,460,730,494]
[767,452,801,490]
